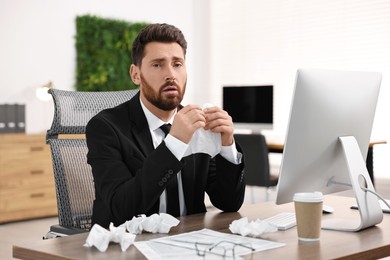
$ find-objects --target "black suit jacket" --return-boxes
[86,92,246,228]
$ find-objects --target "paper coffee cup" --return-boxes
[293,192,323,242]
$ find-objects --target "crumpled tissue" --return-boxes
[84,213,180,252]
[183,103,222,158]
[229,217,278,237]
[84,223,136,252]
[120,213,180,234]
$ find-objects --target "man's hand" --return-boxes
[169,105,206,144]
[204,106,234,146]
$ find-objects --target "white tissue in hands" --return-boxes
[121,213,180,234]
[183,103,222,158]
[229,217,278,237]
[84,223,136,252]
[184,127,221,157]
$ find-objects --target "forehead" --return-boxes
[143,42,185,61]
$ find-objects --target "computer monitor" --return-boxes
[275,68,383,231]
[223,85,273,133]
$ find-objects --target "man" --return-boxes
[86,23,245,228]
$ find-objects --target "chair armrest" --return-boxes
[48,224,88,237]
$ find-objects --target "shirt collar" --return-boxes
[139,97,176,132]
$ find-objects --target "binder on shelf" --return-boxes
[5,104,17,133]
[0,104,6,133]
[16,104,26,133]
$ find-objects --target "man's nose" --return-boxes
[165,66,176,81]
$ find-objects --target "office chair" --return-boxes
[234,133,278,202]
[44,88,139,238]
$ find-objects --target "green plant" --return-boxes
[75,15,148,91]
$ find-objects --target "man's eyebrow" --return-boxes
[149,58,166,63]
[172,56,185,62]
[149,56,185,63]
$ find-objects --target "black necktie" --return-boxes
[160,123,172,137]
[159,124,180,217]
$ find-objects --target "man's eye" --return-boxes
[152,63,161,68]
[174,63,183,67]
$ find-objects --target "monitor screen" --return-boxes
[275,69,383,231]
[223,85,273,132]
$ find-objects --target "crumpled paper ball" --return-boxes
[120,213,180,234]
[229,217,278,237]
[84,213,180,252]
[84,223,136,252]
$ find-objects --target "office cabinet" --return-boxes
[0,134,57,223]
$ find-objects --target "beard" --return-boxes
[140,74,186,111]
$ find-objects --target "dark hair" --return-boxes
[131,23,187,66]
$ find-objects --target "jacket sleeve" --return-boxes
[206,144,246,212]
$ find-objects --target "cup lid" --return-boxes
[293,192,323,202]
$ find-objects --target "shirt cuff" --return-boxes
[220,141,242,165]
[164,134,188,160]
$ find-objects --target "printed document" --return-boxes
[134,228,285,259]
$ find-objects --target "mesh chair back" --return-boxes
[49,139,93,230]
[47,89,139,231]
[47,89,138,138]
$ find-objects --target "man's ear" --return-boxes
[130,64,140,85]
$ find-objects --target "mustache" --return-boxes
[160,81,180,90]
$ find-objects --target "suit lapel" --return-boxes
[127,92,154,156]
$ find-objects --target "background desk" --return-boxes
[13,195,390,259]
[265,137,386,186]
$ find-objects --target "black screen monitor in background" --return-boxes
[222,85,273,133]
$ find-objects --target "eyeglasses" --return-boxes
[194,240,255,259]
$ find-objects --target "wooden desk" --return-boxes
[13,195,390,259]
[265,137,387,185]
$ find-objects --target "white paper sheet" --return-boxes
[134,228,285,259]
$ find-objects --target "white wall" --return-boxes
[209,0,390,177]
[210,0,390,139]
[0,0,211,133]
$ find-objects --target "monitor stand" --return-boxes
[322,136,383,231]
